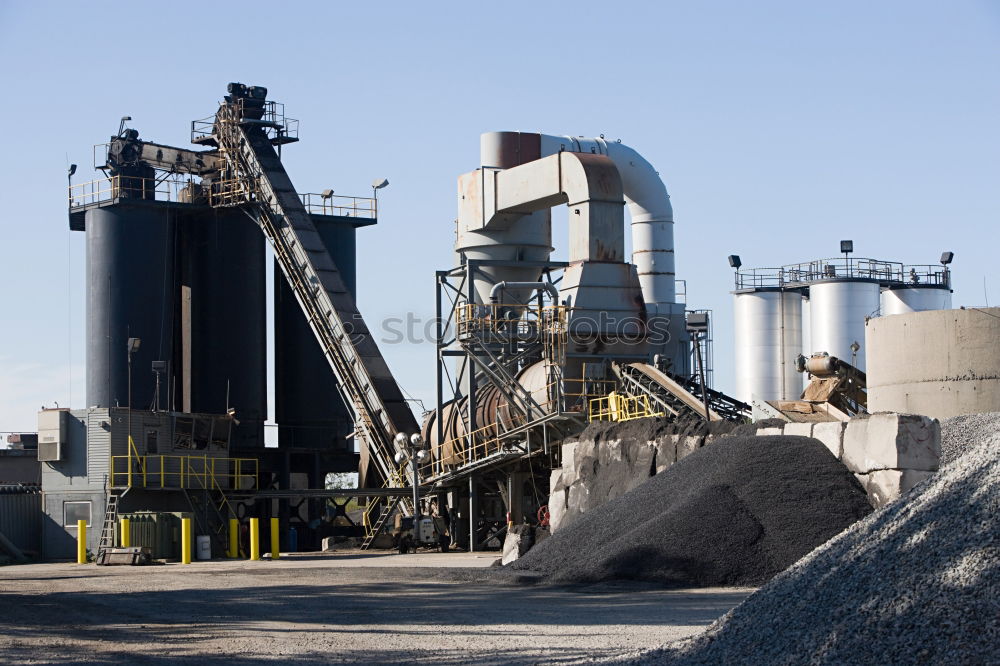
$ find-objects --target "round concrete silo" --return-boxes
[866,307,1000,419]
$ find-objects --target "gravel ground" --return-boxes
[940,411,1000,466]
[0,552,752,665]
[611,419,1000,665]
[509,435,871,587]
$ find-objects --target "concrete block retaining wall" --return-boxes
[547,413,940,533]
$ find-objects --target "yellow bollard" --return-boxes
[120,518,130,548]
[77,520,87,564]
[181,517,192,564]
[228,518,239,559]
[270,517,280,560]
[249,518,260,560]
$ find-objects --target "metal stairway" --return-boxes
[205,95,418,487]
[360,497,402,550]
[183,488,232,558]
[96,492,119,560]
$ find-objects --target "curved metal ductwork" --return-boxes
[479,131,688,372]
[489,281,558,303]
[482,132,676,312]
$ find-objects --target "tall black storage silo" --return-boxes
[274,215,373,470]
[86,202,177,411]
[187,207,267,450]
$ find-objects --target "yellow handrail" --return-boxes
[589,393,664,423]
[110,455,259,490]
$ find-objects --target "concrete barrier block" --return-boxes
[561,441,579,473]
[844,414,940,473]
[842,418,870,472]
[567,482,590,516]
[576,454,599,483]
[654,436,676,474]
[864,469,936,508]
[628,443,655,476]
[574,440,596,470]
[812,421,845,459]
[783,423,814,438]
[548,488,567,533]
[624,445,655,492]
[676,435,702,461]
[756,427,783,436]
[865,413,940,472]
[549,469,564,493]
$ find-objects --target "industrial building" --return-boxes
[32,83,984,563]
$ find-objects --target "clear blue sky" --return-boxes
[0,1,997,433]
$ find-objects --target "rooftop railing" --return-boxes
[735,257,951,290]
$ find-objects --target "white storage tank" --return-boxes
[734,289,804,404]
[808,280,881,370]
[881,286,952,316]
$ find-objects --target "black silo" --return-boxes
[274,215,372,465]
[186,207,267,450]
[85,202,177,411]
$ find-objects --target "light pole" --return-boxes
[371,178,388,218]
[67,164,77,206]
[393,431,429,547]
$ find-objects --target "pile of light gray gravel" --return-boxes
[940,411,1000,466]
[613,417,1000,665]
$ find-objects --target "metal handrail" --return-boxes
[110,455,258,490]
[68,175,200,208]
[589,393,664,422]
[735,257,950,290]
[300,192,377,219]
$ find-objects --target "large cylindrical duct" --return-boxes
[273,215,360,465]
[187,208,267,451]
[881,286,952,316]
[733,290,803,403]
[534,134,687,372]
[86,203,176,411]
[808,281,881,371]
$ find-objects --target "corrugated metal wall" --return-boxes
[0,488,42,556]
[87,409,111,484]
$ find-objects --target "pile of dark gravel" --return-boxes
[508,435,871,587]
[615,420,1000,665]
[940,411,1000,466]
[577,415,783,443]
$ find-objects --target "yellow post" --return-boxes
[270,517,280,560]
[181,517,192,564]
[120,517,130,548]
[249,518,260,560]
[228,518,239,559]
[76,520,87,564]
